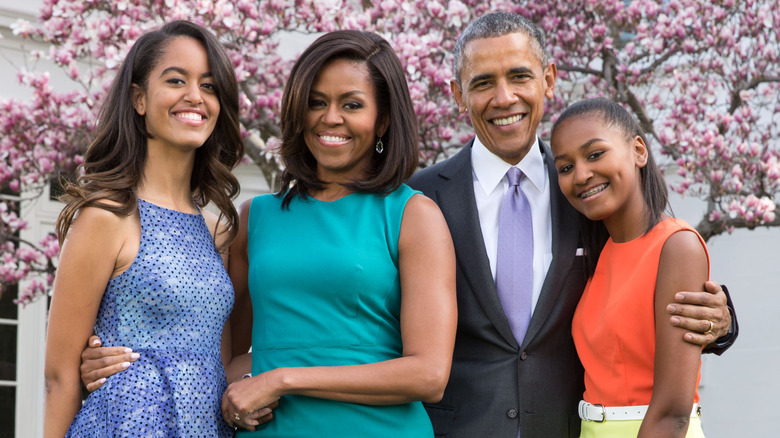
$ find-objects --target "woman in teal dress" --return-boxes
[221,30,457,436]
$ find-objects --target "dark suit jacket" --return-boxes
[408,139,588,437]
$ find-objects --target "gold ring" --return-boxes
[234,412,241,422]
[705,320,714,335]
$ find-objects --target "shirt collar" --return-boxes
[471,135,547,195]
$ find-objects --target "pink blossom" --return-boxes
[1,0,778,304]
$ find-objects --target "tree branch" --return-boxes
[556,64,602,76]
[242,131,280,193]
[727,75,780,114]
[624,88,660,146]
[638,47,678,76]
[695,206,780,242]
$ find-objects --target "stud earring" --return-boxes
[375,138,384,154]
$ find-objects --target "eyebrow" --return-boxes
[309,89,366,99]
[160,66,213,78]
[508,67,534,76]
[467,67,534,88]
[553,137,605,161]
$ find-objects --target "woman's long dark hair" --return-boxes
[277,30,419,208]
[56,21,243,250]
[552,98,669,276]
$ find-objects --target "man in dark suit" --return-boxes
[407,11,736,437]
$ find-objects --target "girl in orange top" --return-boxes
[551,98,707,438]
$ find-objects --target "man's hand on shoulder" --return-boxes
[667,280,733,347]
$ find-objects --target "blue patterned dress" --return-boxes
[66,199,235,437]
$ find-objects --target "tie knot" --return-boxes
[506,167,523,187]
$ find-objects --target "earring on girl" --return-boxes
[375,138,384,154]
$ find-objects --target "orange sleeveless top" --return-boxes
[572,218,708,406]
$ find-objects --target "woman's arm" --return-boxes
[225,353,252,384]
[638,230,708,438]
[44,207,134,437]
[221,194,456,426]
[227,199,254,358]
[221,320,232,370]
[202,209,233,369]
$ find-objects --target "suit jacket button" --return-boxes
[520,351,528,360]
[507,409,519,419]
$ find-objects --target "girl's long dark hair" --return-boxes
[553,98,669,276]
[56,21,243,250]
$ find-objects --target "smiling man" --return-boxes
[407,11,736,438]
[451,31,554,166]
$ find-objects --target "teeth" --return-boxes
[179,112,203,121]
[320,135,349,143]
[492,114,523,126]
[581,184,607,198]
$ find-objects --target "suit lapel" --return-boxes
[435,144,520,348]
[521,140,581,348]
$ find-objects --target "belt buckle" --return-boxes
[593,404,606,423]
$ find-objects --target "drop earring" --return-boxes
[375,138,384,154]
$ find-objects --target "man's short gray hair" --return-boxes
[452,11,549,85]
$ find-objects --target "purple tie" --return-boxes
[495,167,533,345]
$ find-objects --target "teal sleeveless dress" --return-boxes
[240,184,433,438]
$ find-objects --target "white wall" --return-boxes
[0,0,45,98]
[672,192,778,436]
[700,227,777,436]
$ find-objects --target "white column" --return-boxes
[17,184,61,438]
[15,297,46,437]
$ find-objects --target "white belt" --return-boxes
[578,400,701,422]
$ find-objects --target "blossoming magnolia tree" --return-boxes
[1,0,778,304]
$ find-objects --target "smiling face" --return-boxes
[451,32,556,165]
[132,37,219,153]
[303,58,387,184]
[551,114,649,237]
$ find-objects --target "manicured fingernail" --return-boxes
[123,348,133,353]
[98,378,106,384]
[91,339,101,346]
[121,362,131,369]
[130,353,140,360]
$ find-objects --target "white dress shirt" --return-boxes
[471,136,553,311]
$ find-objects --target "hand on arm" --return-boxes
[44,207,134,437]
[79,336,139,392]
[220,194,457,427]
[667,280,733,347]
[639,231,708,438]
